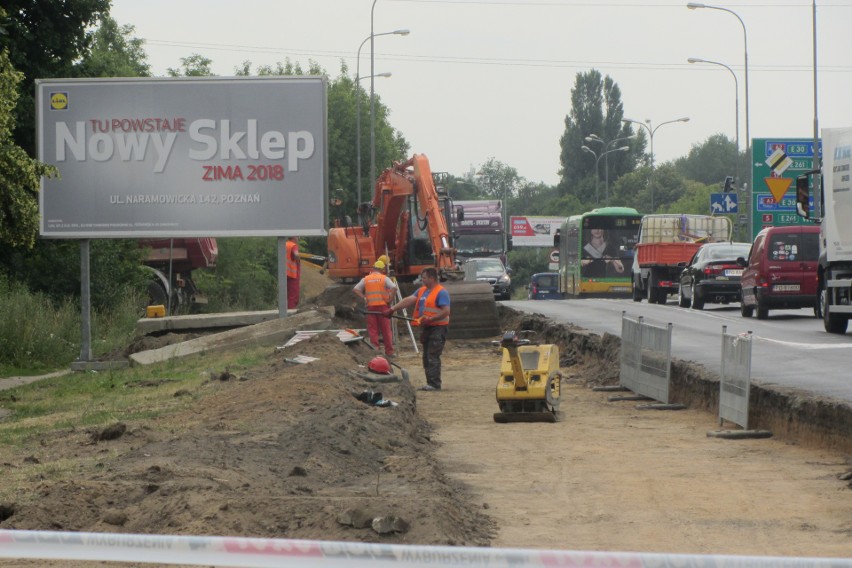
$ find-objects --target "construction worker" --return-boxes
[284,236,300,309]
[353,260,398,357]
[387,267,450,391]
[377,254,391,273]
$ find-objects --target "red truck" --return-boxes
[631,215,731,304]
[140,238,218,310]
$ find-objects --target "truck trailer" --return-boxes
[140,238,218,311]
[796,126,852,334]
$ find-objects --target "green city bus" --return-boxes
[556,207,642,297]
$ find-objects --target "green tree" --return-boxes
[79,16,150,78]
[558,70,641,202]
[0,9,149,310]
[656,179,715,215]
[673,134,739,186]
[1,0,110,154]
[168,54,214,77]
[609,164,689,214]
[447,175,486,201]
[506,247,551,298]
[0,43,57,249]
[474,158,522,201]
[193,237,278,311]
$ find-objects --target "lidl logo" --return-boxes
[49,92,68,110]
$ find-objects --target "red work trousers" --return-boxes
[287,275,299,309]
[366,304,394,356]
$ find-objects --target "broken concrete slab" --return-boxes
[135,309,294,336]
[129,307,335,366]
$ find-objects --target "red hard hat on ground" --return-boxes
[367,356,391,374]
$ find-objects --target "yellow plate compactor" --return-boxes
[494,331,563,423]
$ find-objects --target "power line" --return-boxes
[143,39,852,73]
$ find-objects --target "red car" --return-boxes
[738,225,820,319]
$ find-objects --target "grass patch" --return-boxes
[0,278,144,377]
[0,344,271,450]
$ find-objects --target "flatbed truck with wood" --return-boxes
[631,214,731,304]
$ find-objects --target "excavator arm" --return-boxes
[373,154,458,278]
[326,153,499,340]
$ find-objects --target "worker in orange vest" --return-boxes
[284,236,300,309]
[388,267,450,391]
[353,260,398,357]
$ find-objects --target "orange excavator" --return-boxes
[326,154,499,339]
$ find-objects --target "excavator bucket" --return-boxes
[443,280,501,340]
[397,280,500,340]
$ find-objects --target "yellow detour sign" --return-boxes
[764,177,792,203]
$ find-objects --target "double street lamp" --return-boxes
[622,117,690,211]
[688,57,739,187]
[356,29,407,206]
[584,133,636,205]
[581,141,631,206]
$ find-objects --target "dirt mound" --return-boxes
[0,333,494,547]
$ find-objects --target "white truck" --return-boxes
[796,126,852,334]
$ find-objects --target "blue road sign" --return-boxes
[710,192,738,214]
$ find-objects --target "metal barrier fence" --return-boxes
[719,326,753,429]
[620,313,673,403]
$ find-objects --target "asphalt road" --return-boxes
[505,297,852,405]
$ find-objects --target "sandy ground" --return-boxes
[401,342,852,558]
[0,264,850,565]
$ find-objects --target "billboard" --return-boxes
[510,216,565,247]
[37,77,327,238]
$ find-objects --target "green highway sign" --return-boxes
[751,138,820,241]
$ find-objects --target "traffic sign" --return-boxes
[751,138,820,240]
[710,192,738,214]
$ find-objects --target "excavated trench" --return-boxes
[497,305,852,455]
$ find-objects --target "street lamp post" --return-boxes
[580,146,601,205]
[622,117,690,211]
[585,133,636,205]
[687,57,739,188]
[355,73,390,207]
[582,145,631,206]
[688,2,750,236]
[355,29,407,207]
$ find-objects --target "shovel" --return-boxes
[358,307,418,322]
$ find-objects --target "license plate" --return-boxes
[610,286,631,293]
[725,269,743,277]
[773,284,800,292]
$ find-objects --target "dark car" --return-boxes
[527,272,561,300]
[463,257,512,300]
[678,242,752,310]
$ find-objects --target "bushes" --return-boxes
[0,278,141,374]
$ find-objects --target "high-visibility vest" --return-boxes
[285,240,298,279]
[364,272,390,306]
[413,285,449,326]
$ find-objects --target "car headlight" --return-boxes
[499,274,511,284]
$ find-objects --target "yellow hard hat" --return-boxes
[374,260,386,270]
[378,254,390,266]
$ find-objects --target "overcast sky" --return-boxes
[109,0,852,187]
